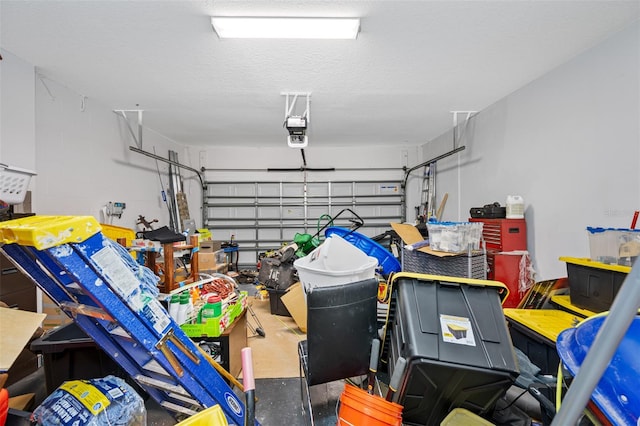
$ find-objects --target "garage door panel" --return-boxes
[205,178,403,266]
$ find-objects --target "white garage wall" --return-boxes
[0,50,36,171]
[32,74,198,230]
[423,22,640,280]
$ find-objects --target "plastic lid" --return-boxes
[556,315,640,425]
[587,226,640,233]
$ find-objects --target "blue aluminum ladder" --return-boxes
[0,216,256,425]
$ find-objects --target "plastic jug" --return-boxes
[199,294,222,323]
[506,195,524,219]
[168,294,180,321]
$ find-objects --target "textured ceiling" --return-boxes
[1,1,638,147]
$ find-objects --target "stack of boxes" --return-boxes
[199,240,227,274]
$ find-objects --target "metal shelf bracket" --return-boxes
[114,109,144,149]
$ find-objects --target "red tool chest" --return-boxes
[469,218,529,308]
[469,218,527,252]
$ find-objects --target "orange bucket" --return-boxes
[338,383,403,426]
[342,384,403,418]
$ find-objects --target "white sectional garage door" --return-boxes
[204,179,403,268]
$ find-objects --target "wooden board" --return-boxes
[0,307,46,371]
[246,297,305,379]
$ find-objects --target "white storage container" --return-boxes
[294,234,378,291]
[587,227,640,265]
[426,221,483,253]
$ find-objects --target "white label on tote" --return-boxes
[440,314,476,346]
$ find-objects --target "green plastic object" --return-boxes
[293,232,320,257]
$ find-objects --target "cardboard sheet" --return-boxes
[0,307,46,371]
[390,222,459,257]
[246,297,305,378]
[281,283,307,333]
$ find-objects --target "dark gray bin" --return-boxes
[388,274,519,426]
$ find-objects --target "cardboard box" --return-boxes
[281,282,307,333]
[199,249,226,272]
[200,240,223,253]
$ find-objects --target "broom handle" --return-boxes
[367,339,381,394]
[386,357,407,401]
[196,344,244,391]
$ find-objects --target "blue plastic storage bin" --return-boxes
[556,314,640,425]
[324,227,400,276]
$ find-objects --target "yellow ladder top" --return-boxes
[0,215,102,250]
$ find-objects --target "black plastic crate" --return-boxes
[30,322,127,394]
[388,273,518,426]
[267,288,292,317]
[506,317,560,376]
[563,257,629,313]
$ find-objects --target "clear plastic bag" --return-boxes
[31,375,146,426]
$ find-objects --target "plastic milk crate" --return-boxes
[0,163,36,205]
[402,248,486,279]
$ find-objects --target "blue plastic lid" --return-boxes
[587,226,640,234]
[324,227,401,277]
[556,315,640,425]
[428,219,476,226]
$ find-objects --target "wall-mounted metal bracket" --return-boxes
[450,110,477,149]
[114,109,144,149]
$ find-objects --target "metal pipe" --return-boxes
[129,145,207,227]
[129,146,204,186]
[400,145,466,221]
[403,146,466,183]
[551,261,640,425]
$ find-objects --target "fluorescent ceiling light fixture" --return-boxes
[211,17,360,39]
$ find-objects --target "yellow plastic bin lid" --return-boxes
[550,294,597,318]
[503,309,581,343]
[559,256,631,274]
[440,408,494,425]
[391,272,510,305]
[176,405,228,426]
